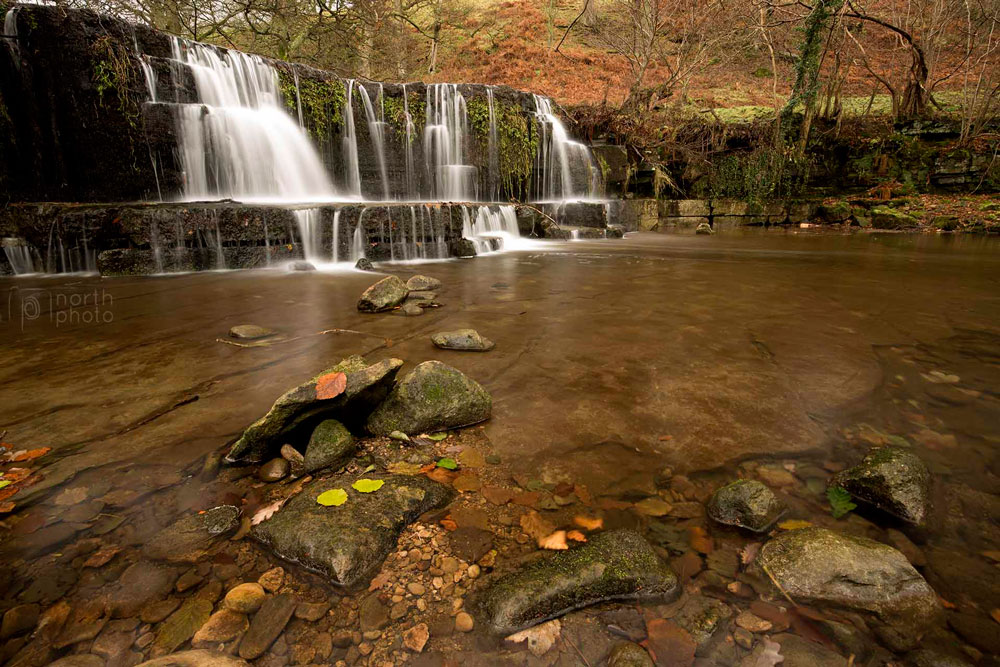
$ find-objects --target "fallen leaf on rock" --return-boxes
[658,435,673,441]
[452,474,481,493]
[777,519,813,530]
[538,530,569,550]
[83,546,121,568]
[688,526,714,554]
[506,619,561,657]
[436,458,458,470]
[424,432,448,441]
[938,597,957,610]
[634,497,673,517]
[0,487,18,502]
[644,618,696,667]
[352,479,384,493]
[0,480,10,490]
[252,500,284,524]
[427,468,457,484]
[53,487,88,506]
[573,515,603,531]
[481,486,515,505]
[10,447,51,462]
[520,510,555,541]
[567,530,586,542]
[0,501,14,513]
[419,463,437,474]
[2,468,31,483]
[316,488,348,506]
[439,518,457,532]
[369,572,391,591]
[740,542,761,566]
[315,372,347,400]
[741,637,783,667]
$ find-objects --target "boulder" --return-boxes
[229,325,275,340]
[475,528,678,635]
[289,261,316,271]
[226,356,403,463]
[832,446,930,525]
[357,275,408,313]
[135,650,250,667]
[406,275,442,291]
[695,222,714,235]
[755,528,940,637]
[706,480,786,532]
[817,201,852,223]
[431,329,495,352]
[871,206,920,230]
[449,238,477,257]
[367,361,492,436]
[355,257,374,271]
[251,475,454,590]
[303,419,355,473]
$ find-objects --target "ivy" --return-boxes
[467,95,539,200]
[710,146,812,204]
[91,34,140,130]
[276,69,345,141]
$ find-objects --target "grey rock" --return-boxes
[357,275,409,313]
[228,325,275,340]
[200,506,239,537]
[695,222,714,235]
[907,649,974,667]
[755,528,940,636]
[109,562,178,618]
[367,361,492,436]
[406,275,442,291]
[354,257,374,271]
[257,458,289,482]
[303,419,355,473]
[238,594,297,660]
[607,641,654,667]
[289,261,316,271]
[251,474,453,589]
[395,302,424,317]
[706,479,786,532]
[832,446,930,524]
[772,633,846,667]
[135,650,250,667]
[672,594,732,650]
[226,356,403,463]
[430,329,495,352]
[475,528,678,635]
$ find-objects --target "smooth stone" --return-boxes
[673,594,732,649]
[109,562,178,618]
[140,599,180,625]
[1,604,39,639]
[430,329,495,352]
[403,622,429,652]
[294,601,329,622]
[832,446,930,525]
[771,633,846,667]
[238,594,297,660]
[355,257,374,271]
[359,595,390,632]
[755,528,940,637]
[906,649,974,667]
[304,419,355,473]
[143,512,224,563]
[150,598,213,657]
[280,444,305,477]
[135,650,250,667]
[191,609,249,647]
[396,302,424,317]
[226,355,403,463]
[706,479,786,532]
[406,275,442,291]
[289,261,316,271]
[252,475,453,589]
[202,505,241,535]
[357,275,409,313]
[406,291,437,302]
[607,641,654,667]
[223,583,266,614]
[47,657,106,667]
[366,361,492,436]
[454,612,474,632]
[695,222,714,234]
[229,325,275,340]
[257,567,284,593]
[475,528,678,635]
[258,458,289,482]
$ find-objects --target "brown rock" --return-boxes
[454,612,474,633]
[294,601,329,622]
[238,594,296,660]
[644,619,696,667]
[192,610,249,647]
[403,623,429,652]
[223,583,266,613]
[258,567,285,593]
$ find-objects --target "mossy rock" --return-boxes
[366,361,492,436]
[831,446,929,525]
[358,275,409,313]
[932,216,958,231]
[304,419,355,473]
[474,528,678,635]
[817,200,851,223]
[226,356,403,463]
[871,206,919,229]
[706,479,786,532]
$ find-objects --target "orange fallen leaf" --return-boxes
[369,571,391,591]
[658,435,673,441]
[566,530,586,542]
[0,487,17,502]
[419,463,437,474]
[83,546,121,568]
[0,501,14,513]
[2,468,32,483]
[688,526,714,554]
[426,468,457,485]
[939,597,958,610]
[315,372,347,400]
[538,530,569,550]
[439,518,458,532]
[573,515,603,531]
[11,448,50,462]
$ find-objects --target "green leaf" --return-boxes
[352,478,385,493]
[436,457,458,470]
[0,480,10,490]
[426,432,448,441]
[827,486,857,519]
[886,435,911,448]
[362,464,376,473]
[316,488,348,506]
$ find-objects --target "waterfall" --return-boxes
[351,212,367,262]
[342,80,362,197]
[532,95,600,202]
[425,84,476,201]
[3,8,19,67]
[486,87,500,202]
[358,84,391,200]
[3,240,36,275]
[332,210,341,263]
[168,37,337,202]
[294,208,322,261]
[460,205,521,254]
[402,84,417,199]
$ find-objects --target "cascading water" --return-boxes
[294,208,323,262]
[486,88,500,202]
[342,80,363,197]
[357,84,391,200]
[461,205,523,254]
[351,214,367,262]
[3,240,37,275]
[425,84,477,201]
[168,38,337,202]
[532,94,600,202]
[402,84,417,199]
[3,8,19,66]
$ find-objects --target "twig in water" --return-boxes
[562,634,591,667]
[760,561,798,607]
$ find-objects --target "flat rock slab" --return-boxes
[135,650,250,667]
[475,528,678,635]
[108,562,178,618]
[143,511,233,563]
[227,356,403,463]
[228,325,275,340]
[251,474,454,590]
[832,446,930,525]
[367,360,492,436]
[238,594,296,660]
[755,528,940,635]
[431,329,495,352]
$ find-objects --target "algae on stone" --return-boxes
[304,419,355,473]
[706,479,786,532]
[357,275,409,312]
[832,446,930,524]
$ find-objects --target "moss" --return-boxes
[710,146,811,204]
[276,70,345,141]
[91,34,140,130]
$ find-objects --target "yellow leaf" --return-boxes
[777,519,813,530]
[316,488,348,506]
[352,479,384,493]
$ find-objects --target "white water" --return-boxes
[425,84,477,201]
[532,95,601,202]
[460,205,531,255]
[486,88,500,202]
[402,84,417,199]
[3,8,19,67]
[3,243,36,275]
[342,80,363,197]
[168,38,338,202]
[357,84,391,200]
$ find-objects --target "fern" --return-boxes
[827,486,857,519]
